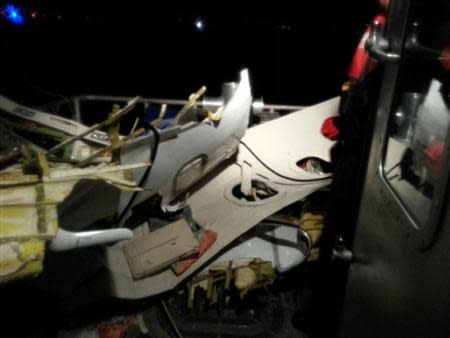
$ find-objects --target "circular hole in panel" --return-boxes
[224,178,284,206]
[292,157,332,176]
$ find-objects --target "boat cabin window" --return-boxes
[382,2,450,228]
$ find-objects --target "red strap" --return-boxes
[348,15,386,80]
[98,324,127,338]
[321,116,340,140]
[424,142,444,176]
[172,230,218,275]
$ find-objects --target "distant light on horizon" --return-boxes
[4,4,24,25]
[194,18,205,32]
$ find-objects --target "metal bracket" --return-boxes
[332,236,353,262]
[365,21,401,63]
[405,22,443,62]
[49,228,133,251]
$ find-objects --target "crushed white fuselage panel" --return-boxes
[99,97,339,299]
[118,69,253,215]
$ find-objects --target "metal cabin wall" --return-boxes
[338,179,450,338]
[337,0,450,337]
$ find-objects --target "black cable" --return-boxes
[238,139,332,183]
[257,220,312,260]
[161,300,183,338]
[117,124,160,223]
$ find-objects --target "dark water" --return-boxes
[0,1,378,107]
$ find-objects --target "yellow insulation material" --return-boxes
[292,199,327,262]
[0,239,45,283]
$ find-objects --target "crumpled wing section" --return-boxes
[97,97,340,299]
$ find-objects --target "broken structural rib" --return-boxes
[118,69,253,217]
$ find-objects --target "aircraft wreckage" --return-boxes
[0,69,338,301]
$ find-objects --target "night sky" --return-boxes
[1,1,380,107]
